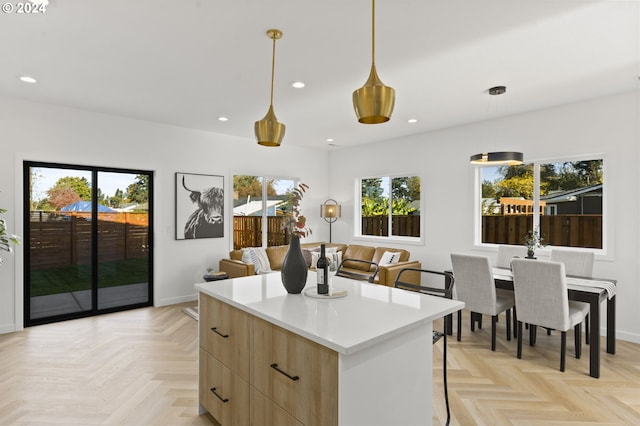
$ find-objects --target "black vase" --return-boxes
[281,235,308,294]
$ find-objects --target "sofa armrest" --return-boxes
[376,260,422,287]
[219,258,255,278]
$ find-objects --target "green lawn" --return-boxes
[30,258,149,297]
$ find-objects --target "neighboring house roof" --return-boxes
[541,184,603,204]
[60,201,115,212]
[233,200,283,216]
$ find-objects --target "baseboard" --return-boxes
[615,330,640,344]
[0,323,17,334]
[155,294,198,307]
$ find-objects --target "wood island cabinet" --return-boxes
[197,273,463,426]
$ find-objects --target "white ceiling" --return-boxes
[1,0,638,150]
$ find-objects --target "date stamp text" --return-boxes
[2,2,47,14]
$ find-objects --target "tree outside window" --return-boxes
[480,159,603,249]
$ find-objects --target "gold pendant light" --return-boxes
[353,0,395,124]
[255,29,285,147]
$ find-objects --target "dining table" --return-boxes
[446,267,616,378]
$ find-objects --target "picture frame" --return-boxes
[175,172,224,240]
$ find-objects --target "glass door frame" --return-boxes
[23,161,154,326]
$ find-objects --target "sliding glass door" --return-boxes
[24,162,153,326]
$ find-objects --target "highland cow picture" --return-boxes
[176,172,224,240]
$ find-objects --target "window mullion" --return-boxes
[533,162,541,231]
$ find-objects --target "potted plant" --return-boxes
[0,208,20,265]
[523,227,545,259]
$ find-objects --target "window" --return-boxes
[479,158,604,249]
[232,175,296,249]
[358,175,421,240]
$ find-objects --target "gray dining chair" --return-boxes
[510,259,589,372]
[550,249,594,277]
[450,253,515,351]
[550,249,594,343]
[495,245,527,269]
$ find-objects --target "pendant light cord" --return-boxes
[270,33,277,107]
[371,0,376,65]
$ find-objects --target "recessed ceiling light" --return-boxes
[217,116,228,122]
[291,81,305,89]
[19,75,37,84]
[326,138,334,142]
[407,118,418,124]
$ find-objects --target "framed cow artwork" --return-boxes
[175,172,224,239]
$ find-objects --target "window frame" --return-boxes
[231,173,299,250]
[474,153,608,256]
[354,173,424,245]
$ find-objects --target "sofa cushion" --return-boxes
[343,245,376,271]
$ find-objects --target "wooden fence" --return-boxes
[233,216,289,249]
[29,211,149,269]
[361,215,420,237]
[482,215,602,248]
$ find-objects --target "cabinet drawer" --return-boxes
[251,317,338,426]
[199,293,250,380]
[199,348,249,426]
[250,387,303,426]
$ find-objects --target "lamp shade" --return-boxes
[321,204,341,220]
[470,151,523,166]
[353,64,395,124]
[255,105,285,147]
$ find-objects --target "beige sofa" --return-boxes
[219,242,421,287]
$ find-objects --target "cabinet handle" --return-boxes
[270,363,299,381]
[210,387,229,403]
[211,327,229,338]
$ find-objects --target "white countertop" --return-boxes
[195,272,463,355]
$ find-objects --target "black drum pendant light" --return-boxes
[470,86,523,165]
[353,0,395,124]
[255,29,285,147]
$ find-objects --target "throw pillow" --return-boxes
[301,248,317,268]
[379,251,401,265]
[241,247,272,274]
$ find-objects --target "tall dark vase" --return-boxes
[281,235,308,294]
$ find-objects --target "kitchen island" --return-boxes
[196,272,463,426]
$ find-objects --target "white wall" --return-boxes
[2,92,638,343]
[328,91,640,343]
[0,96,330,333]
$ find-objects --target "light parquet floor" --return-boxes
[432,311,640,425]
[0,304,638,425]
[0,303,216,426]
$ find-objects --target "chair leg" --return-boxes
[470,312,476,332]
[517,321,523,359]
[478,314,483,329]
[529,325,537,346]
[491,315,497,351]
[574,323,582,359]
[457,310,462,342]
[546,328,552,335]
[560,331,567,372]
[585,313,590,345]
[513,307,517,339]
[505,309,512,341]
